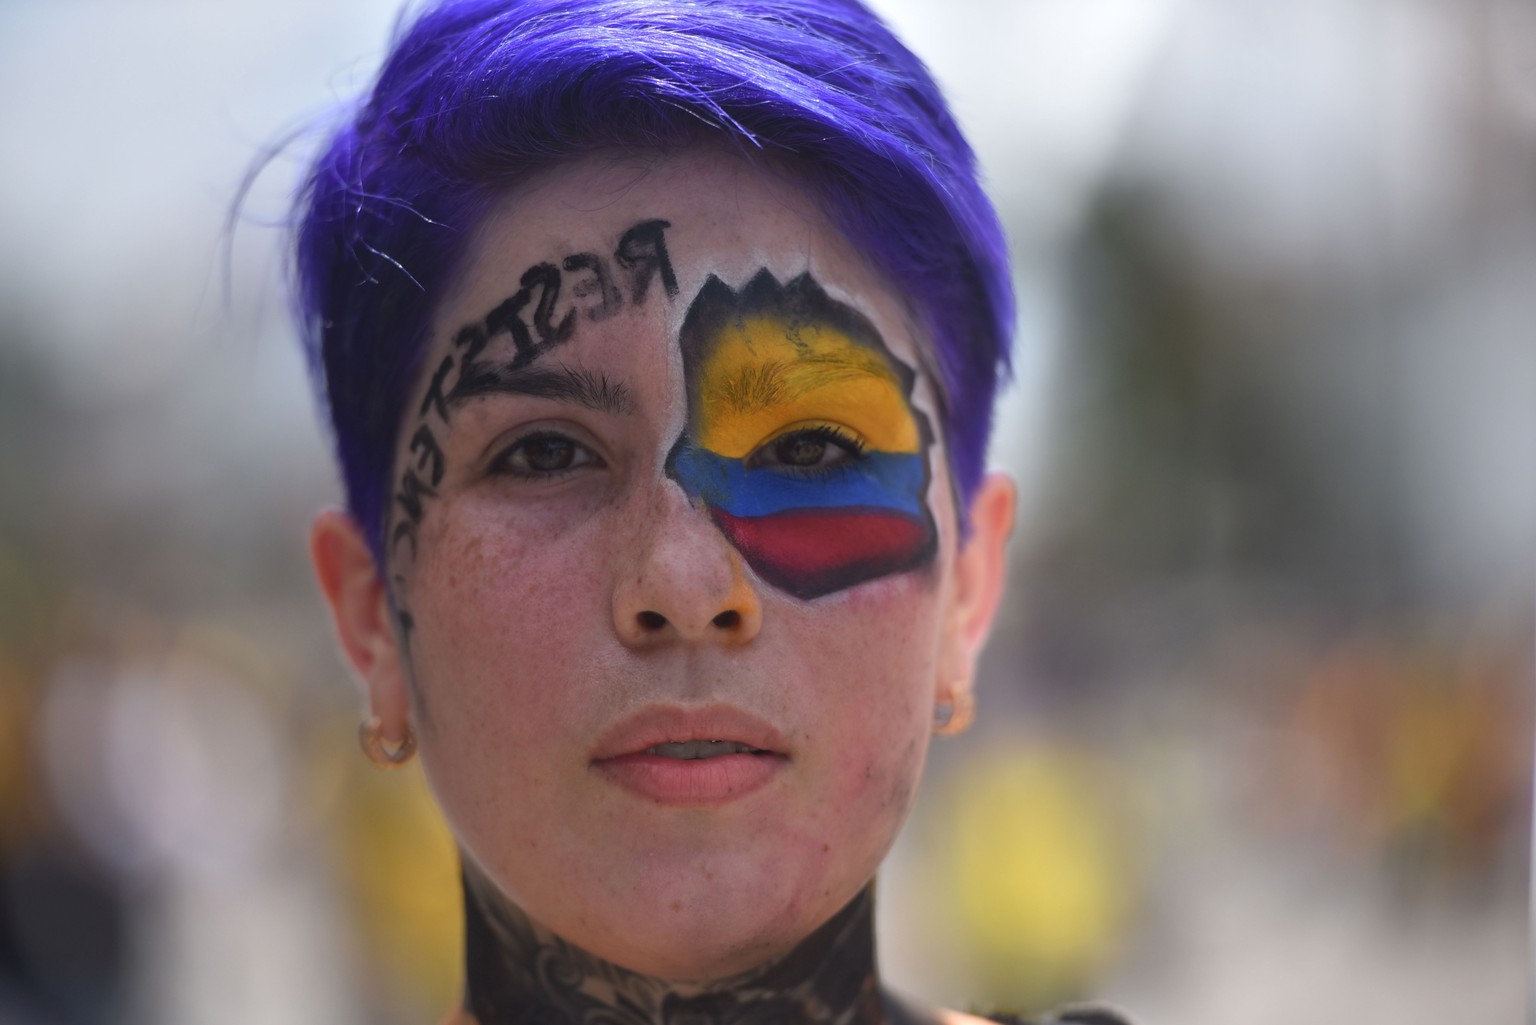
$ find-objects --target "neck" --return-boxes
[459,862,891,1025]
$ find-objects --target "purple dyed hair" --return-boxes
[293,0,1013,564]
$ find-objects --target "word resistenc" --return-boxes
[391,218,679,561]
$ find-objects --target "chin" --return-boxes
[572,830,874,981]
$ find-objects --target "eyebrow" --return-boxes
[447,362,636,416]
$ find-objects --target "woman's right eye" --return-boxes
[489,431,600,478]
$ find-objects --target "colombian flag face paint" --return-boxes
[669,271,938,600]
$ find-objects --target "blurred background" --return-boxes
[0,0,1531,1022]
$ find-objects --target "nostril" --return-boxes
[636,611,668,631]
[711,610,740,629]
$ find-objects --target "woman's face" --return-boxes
[335,148,1009,981]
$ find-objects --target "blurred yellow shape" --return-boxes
[0,654,25,852]
[336,746,463,1013]
[1386,684,1472,826]
[946,746,1132,1007]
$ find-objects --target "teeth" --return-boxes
[646,740,760,760]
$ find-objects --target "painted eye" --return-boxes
[774,433,831,467]
[492,431,600,477]
[750,425,865,472]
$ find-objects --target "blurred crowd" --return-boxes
[1,0,1532,1023]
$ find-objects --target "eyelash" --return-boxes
[752,424,867,478]
[797,424,865,454]
[487,429,602,480]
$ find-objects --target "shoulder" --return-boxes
[937,1010,1000,1025]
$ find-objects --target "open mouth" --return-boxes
[589,705,789,805]
[643,740,770,760]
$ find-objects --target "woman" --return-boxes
[296,1,1120,1022]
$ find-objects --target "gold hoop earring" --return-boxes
[359,716,417,768]
[933,691,974,736]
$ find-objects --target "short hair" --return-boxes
[293,0,1013,563]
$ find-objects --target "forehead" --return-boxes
[429,147,930,375]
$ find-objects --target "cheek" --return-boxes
[786,574,943,847]
[401,498,617,732]
[398,500,631,877]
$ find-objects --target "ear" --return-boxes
[309,508,413,743]
[938,472,1017,706]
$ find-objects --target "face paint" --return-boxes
[669,270,937,600]
[390,219,678,565]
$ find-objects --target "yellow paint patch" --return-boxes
[692,317,920,457]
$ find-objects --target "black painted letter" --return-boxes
[484,289,536,365]
[520,263,576,348]
[562,253,623,321]
[410,424,446,487]
[615,220,678,305]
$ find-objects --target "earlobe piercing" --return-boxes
[359,716,417,767]
[932,690,974,736]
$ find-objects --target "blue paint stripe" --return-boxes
[671,446,926,518]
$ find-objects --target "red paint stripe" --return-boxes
[713,508,931,598]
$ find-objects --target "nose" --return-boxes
[612,481,762,647]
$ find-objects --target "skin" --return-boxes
[312,146,1015,1022]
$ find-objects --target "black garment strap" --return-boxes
[882,989,1132,1025]
[997,1007,1133,1025]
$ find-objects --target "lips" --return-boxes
[589,705,789,806]
[644,739,765,759]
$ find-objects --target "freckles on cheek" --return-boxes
[409,518,554,650]
[842,733,922,807]
[801,578,938,839]
[789,727,924,897]
[824,573,943,668]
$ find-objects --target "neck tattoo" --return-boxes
[458,864,900,1025]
